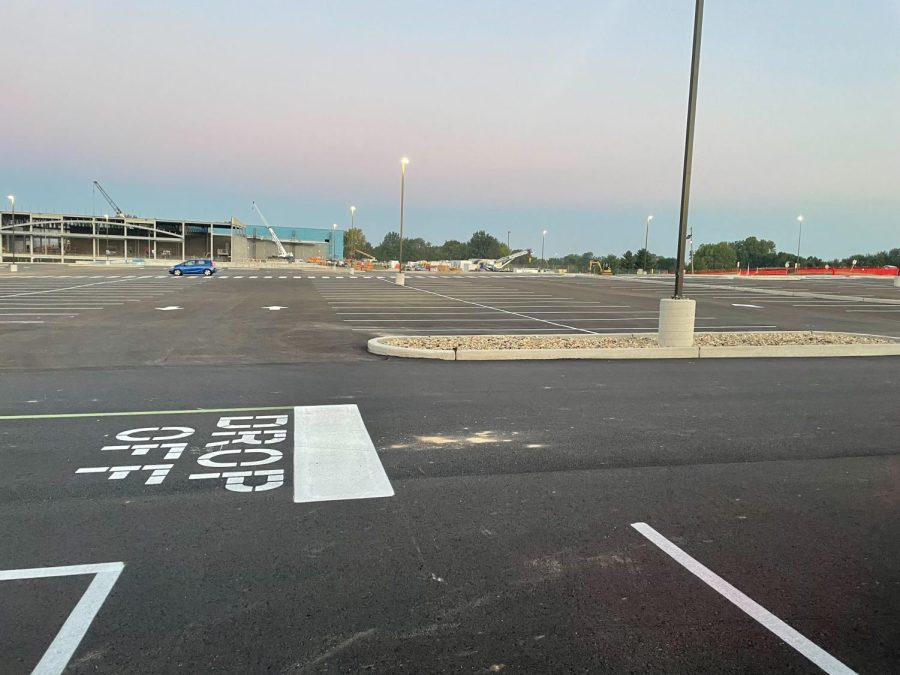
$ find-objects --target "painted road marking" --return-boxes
[0,405,293,421]
[731,303,763,308]
[0,561,124,675]
[631,522,857,675]
[262,305,287,311]
[293,404,393,503]
[155,306,182,311]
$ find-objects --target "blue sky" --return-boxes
[2,1,898,259]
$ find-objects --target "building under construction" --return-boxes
[0,211,343,264]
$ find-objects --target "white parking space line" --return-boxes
[632,523,857,675]
[375,280,598,334]
[845,308,900,313]
[293,404,393,503]
[0,561,125,675]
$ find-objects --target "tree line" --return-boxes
[345,229,899,272]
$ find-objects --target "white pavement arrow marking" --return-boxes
[155,306,183,311]
[731,303,763,309]
[262,306,287,311]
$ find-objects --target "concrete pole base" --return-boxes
[8,264,17,272]
[395,272,405,286]
[893,276,900,288]
[658,298,696,347]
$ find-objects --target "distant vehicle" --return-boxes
[169,259,216,276]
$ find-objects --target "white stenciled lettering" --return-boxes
[101,442,187,460]
[76,464,173,485]
[215,415,288,430]
[189,469,284,492]
[115,426,195,442]
[205,429,288,446]
[196,448,283,468]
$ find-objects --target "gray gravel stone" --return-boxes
[381,332,892,351]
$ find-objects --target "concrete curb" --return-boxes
[368,332,900,361]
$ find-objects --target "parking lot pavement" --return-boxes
[0,273,194,326]
[316,273,900,339]
[2,271,898,370]
[1,357,897,673]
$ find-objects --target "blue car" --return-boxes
[169,259,217,276]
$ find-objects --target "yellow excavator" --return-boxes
[588,260,613,275]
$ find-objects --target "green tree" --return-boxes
[439,239,469,260]
[467,230,503,258]
[694,242,738,271]
[343,227,370,257]
[373,232,401,260]
[733,236,777,268]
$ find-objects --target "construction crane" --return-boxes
[251,201,294,262]
[351,248,376,261]
[93,180,125,217]
[477,249,532,272]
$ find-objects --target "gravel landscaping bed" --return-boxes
[380,332,893,351]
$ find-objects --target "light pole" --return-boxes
[396,157,409,285]
[104,214,110,263]
[3,195,13,263]
[796,215,803,270]
[644,215,653,272]
[507,230,511,250]
[541,230,547,269]
[331,223,337,269]
[349,206,356,269]
[662,0,703,348]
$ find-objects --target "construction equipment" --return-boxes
[351,248,376,261]
[93,181,125,217]
[589,260,613,275]
[477,249,532,271]
[251,201,294,262]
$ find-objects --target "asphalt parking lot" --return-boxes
[1,265,898,673]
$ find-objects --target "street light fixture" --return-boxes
[796,215,804,270]
[331,223,338,269]
[541,230,548,270]
[644,215,653,273]
[396,157,409,285]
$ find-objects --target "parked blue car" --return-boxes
[169,259,217,276]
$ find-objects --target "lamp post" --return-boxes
[644,214,653,272]
[3,194,13,263]
[661,0,703,348]
[540,230,548,270]
[396,157,409,285]
[104,214,110,263]
[796,215,803,271]
[507,230,511,250]
[331,223,337,269]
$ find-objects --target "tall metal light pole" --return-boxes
[541,230,547,269]
[507,230,511,250]
[331,223,338,269]
[644,215,653,272]
[673,0,704,299]
[796,215,803,270]
[396,158,409,285]
[104,214,110,263]
[659,0,703,348]
[3,195,13,263]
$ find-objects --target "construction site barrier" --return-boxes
[694,266,899,277]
